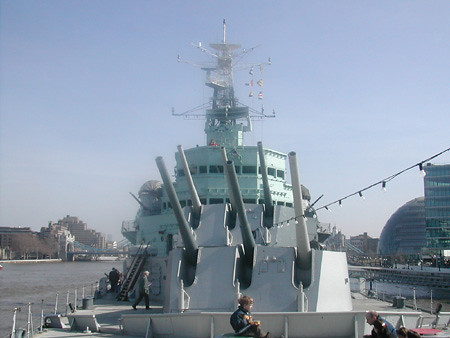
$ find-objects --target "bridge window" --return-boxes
[177,169,185,177]
[209,165,224,174]
[276,201,285,206]
[199,165,207,174]
[258,199,264,204]
[243,198,257,204]
[286,202,293,207]
[187,199,192,206]
[277,170,285,179]
[190,166,198,175]
[163,202,167,210]
[180,200,186,207]
[268,167,276,177]
[200,198,207,205]
[235,165,241,174]
[242,166,257,174]
[209,198,223,204]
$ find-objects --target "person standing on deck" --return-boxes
[109,268,120,293]
[132,271,151,310]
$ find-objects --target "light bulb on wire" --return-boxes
[418,163,427,177]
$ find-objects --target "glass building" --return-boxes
[378,197,425,256]
[424,163,450,253]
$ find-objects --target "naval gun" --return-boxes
[177,145,202,226]
[257,141,275,228]
[155,156,198,267]
[224,158,256,267]
[289,151,312,270]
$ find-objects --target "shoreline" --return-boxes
[0,259,62,264]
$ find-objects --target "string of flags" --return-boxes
[246,65,264,99]
[270,146,450,228]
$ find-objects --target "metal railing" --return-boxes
[7,281,100,338]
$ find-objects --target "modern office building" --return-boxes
[423,163,450,254]
[378,197,426,256]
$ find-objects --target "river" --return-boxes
[0,260,123,337]
[1,261,450,337]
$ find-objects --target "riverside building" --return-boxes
[424,163,450,255]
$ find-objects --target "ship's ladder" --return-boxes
[117,242,150,301]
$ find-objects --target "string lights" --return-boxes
[315,146,450,212]
[270,146,450,229]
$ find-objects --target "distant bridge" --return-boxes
[349,265,450,289]
[67,239,130,256]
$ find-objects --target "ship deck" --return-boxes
[32,293,450,338]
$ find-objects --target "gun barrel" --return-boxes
[156,156,198,265]
[177,145,201,218]
[224,159,256,265]
[288,151,311,270]
[257,142,274,224]
[129,192,151,211]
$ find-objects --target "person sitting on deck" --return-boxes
[364,310,397,338]
[209,139,218,146]
[230,295,271,338]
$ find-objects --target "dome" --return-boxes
[378,197,425,256]
[138,180,162,197]
[138,180,163,215]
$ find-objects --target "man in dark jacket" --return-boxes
[108,268,120,293]
[365,311,397,338]
[132,271,151,310]
[230,295,271,338]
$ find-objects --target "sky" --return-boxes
[1,1,449,241]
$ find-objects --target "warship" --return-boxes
[120,18,351,312]
[34,21,450,338]
[114,20,353,336]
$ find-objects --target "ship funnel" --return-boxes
[223,157,256,266]
[257,141,274,227]
[288,151,312,270]
[156,156,198,266]
[177,145,202,223]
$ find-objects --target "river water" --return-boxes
[1,261,449,337]
[0,260,123,337]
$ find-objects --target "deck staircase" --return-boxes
[117,242,150,301]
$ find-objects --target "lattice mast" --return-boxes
[175,19,273,148]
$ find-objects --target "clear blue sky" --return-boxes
[1,1,449,241]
